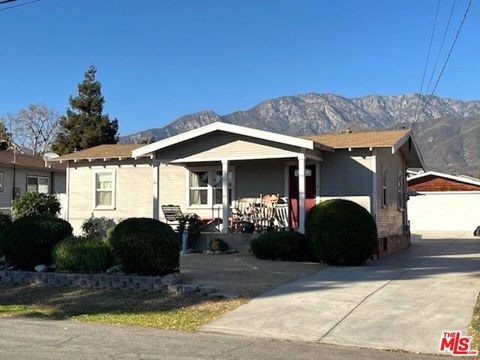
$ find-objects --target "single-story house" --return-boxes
[408,171,480,233]
[0,151,67,214]
[50,122,424,256]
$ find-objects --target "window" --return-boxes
[188,168,234,207]
[27,176,49,194]
[213,170,232,205]
[0,171,3,192]
[397,169,404,210]
[94,171,115,209]
[381,166,387,208]
[189,171,209,205]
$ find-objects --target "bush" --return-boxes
[177,213,203,248]
[306,199,378,265]
[81,215,117,239]
[109,218,179,276]
[12,192,61,219]
[250,231,309,261]
[0,214,12,255]
[210,238,229,252]
[53,236,114,273]
[0,215,73,269]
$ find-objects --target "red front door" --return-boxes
[289,165,316,229]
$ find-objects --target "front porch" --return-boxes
[157,156,322,235]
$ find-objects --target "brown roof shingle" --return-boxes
[51,144,145,162]
[302,129,411,149]
[0,152,66,172]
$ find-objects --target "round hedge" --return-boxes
[53,236,114,273]
[0,215,73,269]
[109,218,179,276]
[250,231,309,261]
[306,199,377,265]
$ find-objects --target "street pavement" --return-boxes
[0,317,443,359]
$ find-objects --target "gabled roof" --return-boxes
[408,171,480,187]
[50,144,146,162]
[132,122,330,158]
[302,129,411,149]
[0,151,66,172]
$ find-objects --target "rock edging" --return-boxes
[0,270,181,293]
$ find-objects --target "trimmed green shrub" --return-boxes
[109,218,179,276]
[0,214,12,255]
[81,215,116,239]
[0,215,73,269]
[250,231,309,261]
[53,236,114,273]
[306,199,378,265]
[210,238,229,252]
[12,192,61,219]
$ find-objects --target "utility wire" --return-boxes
[413,0,441,123]
[0,0,39,12]
[418,0,441,96]
[418,0,473,118]
[426,0,458,93]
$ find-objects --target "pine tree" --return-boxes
[0,121,12,151]
[53,65,119,155]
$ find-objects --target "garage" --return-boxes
[407,171,480,233]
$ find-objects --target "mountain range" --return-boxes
[120,93,480,176]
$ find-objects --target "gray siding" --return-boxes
[319,149,373,212]
[0,166,13,209]
[375,148,405,237]
[235,159,285,198]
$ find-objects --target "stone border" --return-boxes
[0,270,181,293]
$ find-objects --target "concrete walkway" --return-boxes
[202,235,480,354]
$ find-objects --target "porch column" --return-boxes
[315,161,321,204]
[152,159,160,220]
[221,159,229,234]
[298,154,306,233]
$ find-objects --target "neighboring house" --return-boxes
[0,152,67,215]
[408,171,480,233]
[50,122,424,256]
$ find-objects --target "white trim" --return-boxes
[65,165,70,221]
[170,153,299,163]
[297,153,306,234]
[132,122,317,157]
[408,171,480,187]
[92,169,116,210]
[152,159,160,220]
[0,171,3,192]
[371,149,377,221]
[221,159,229,234]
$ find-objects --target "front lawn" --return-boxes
[470,292,480,349]
[0,284,245,331]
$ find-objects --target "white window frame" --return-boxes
[381,165,387,208]
[186,166,235,209]
[92,170,116,210]
[27,175,50,194]
[0,171,3,192]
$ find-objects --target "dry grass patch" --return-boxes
[0,284,246,331]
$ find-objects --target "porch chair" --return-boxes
[161,205,198,230]
[273,197,289,230]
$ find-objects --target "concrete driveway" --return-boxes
[202,234,480,354]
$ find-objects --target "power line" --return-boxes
[418,0,473,118]
[418,0,441,96]
[413,0,441,123]
[426,0,458,93]
[0,0,39,12]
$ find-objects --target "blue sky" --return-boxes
[0,0,478,135]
